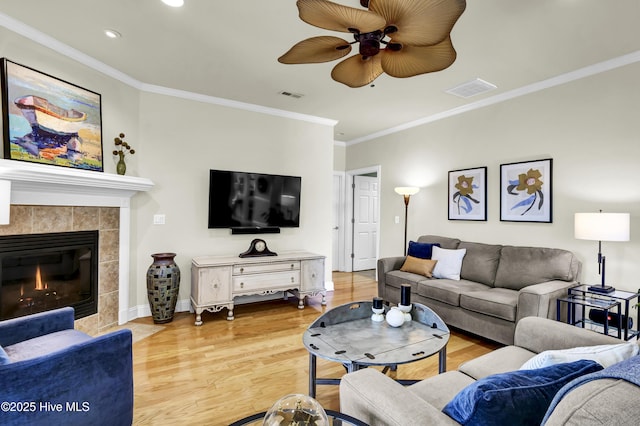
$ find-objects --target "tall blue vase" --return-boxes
[146,253,180,324]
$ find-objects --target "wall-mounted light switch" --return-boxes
[153,214,166,225]
[394,216,400,224]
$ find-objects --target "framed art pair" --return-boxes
[448,158,552,223]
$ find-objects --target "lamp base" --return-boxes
[588,285,616,294]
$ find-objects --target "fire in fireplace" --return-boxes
[0,230,98,320]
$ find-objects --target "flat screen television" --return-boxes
[208,169,301,230]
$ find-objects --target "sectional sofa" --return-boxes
[377,235,581,344]
[340,316,640,425]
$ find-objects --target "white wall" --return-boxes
[132,92,334,308]
[346,62,640,293]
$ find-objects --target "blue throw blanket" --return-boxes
[542,354,640,424]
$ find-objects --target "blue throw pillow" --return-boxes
[442,359,603,426]
[407,241,440,259]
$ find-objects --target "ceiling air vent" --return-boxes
[278,90,304,99]
[445,78,497,99]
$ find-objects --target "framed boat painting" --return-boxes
[500,158,552,223]
[448,166,487,221]
[1,58,103,171]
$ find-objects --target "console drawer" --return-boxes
[233,270,300,293]
[233,261,300,275]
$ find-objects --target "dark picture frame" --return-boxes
[1,58,103,171]
[448,166,487,221]
[500,158,552,223]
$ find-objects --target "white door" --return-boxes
[352,175,378,271]
[332,174,343,271]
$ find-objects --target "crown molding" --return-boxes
[0,12,336,129]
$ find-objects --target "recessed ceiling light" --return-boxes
[162,0,184,7]
[104,29,121,39]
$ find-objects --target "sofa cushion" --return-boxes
[407,241,440,259]
[409,371,476,410]
[520,342,640,370]
[4,329,93,362]
[400,256,437,278]
[494,246,576,290]
[460,288,519,322]
[459,346,537,380]
[432,246,467,280]
[542,379,640,425]
[417,279,490,307]
[385,270,427,292]
[458,242,502,286]
[417,235,461,250]
[442,359,603,426]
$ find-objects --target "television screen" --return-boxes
[208,170,301,229]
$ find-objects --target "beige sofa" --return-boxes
[377,235,581,345]
[340,317,640,425]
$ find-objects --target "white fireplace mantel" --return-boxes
[0,159,154,324]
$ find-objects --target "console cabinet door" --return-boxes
[301,258,324,291]
[197,266,232,305]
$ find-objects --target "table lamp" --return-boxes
[394,186,420,256]
[574,211,630,294]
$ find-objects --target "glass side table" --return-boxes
[568,285,640,340]
[556,294,621,338]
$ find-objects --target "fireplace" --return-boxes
[0,230,98,321]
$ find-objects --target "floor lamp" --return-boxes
[574,211,630,294]
[394,187,420,256]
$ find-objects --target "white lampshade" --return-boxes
[394,187,420,196]
[574,212,630,242]
[0,180,11,225]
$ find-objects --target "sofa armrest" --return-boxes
[0,328,133,426]
[0,307,75,347]
[377,257,406,300]
[340,368,459,426]
[514,316,622,354]
[516,280,576,322]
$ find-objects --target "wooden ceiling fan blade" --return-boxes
[381,36,456,78]
[297,0,386,33]
[369,0,466,46]
[278,36,352,64]
[331,54,383,88]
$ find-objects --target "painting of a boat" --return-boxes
[14,95,87,148]
[1,58,103,171]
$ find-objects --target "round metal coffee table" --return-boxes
[304,301,450,397]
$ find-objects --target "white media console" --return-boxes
[190,251,326,325]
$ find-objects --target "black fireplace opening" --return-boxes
[0,230,98,321]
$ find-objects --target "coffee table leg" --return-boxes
[439,346,447,373]
[309,353,317,398]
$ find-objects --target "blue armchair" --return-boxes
[0,307,133,426]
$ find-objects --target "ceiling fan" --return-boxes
[278,0,467,88]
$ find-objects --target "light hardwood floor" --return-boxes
[130,271,500,425]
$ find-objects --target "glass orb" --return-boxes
[263,394,329,425]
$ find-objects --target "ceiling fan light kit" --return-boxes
[279,0,467,87]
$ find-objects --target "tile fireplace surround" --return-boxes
[0,159,153,335]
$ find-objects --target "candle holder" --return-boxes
[397,303,412,322]
[371,296,385,322]
[371,306,385,322]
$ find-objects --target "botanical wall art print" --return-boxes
[1,58,103,171]
[500,158,552,223]
[448,166,487,221]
